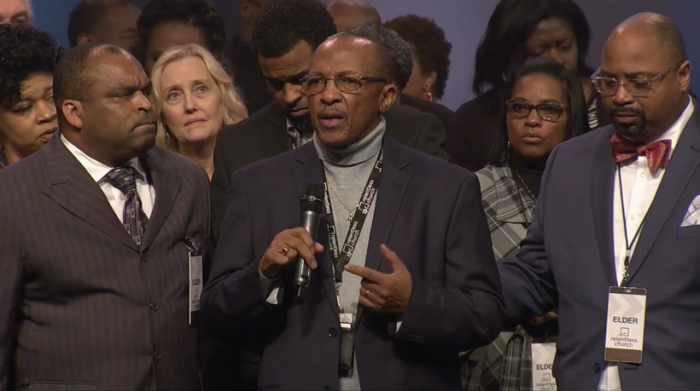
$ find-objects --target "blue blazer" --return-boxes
[499,110,700,390]
[202,136,504,390]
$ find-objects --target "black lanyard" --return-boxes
[322,148,383,284]
[617,164,650,285]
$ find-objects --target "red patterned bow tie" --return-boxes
[609,134,672,173]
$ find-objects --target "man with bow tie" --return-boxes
[496,12,700,390]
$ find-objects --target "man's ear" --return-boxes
[378,84,397,114]
[75,33,94,46]
[62,99,85,130]
[678,60,692,93]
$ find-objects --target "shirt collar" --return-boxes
[286,118,314,148]
[60,133,146,183]
[656,98,694,161]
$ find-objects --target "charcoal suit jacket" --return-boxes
[202,136,504,390]
[209,102,449,244]
[0,135,210,390]
[498,108,700,390]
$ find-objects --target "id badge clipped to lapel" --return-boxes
[531,341,557,390]
[184,235,202,326]
[604,287,647,364]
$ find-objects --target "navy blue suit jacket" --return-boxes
[498,110,700,390]
[202,136,504,390]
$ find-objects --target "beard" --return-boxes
[610,106,647,142]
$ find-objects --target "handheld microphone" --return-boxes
[293,184,325,301]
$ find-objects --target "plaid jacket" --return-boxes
[462,165,535,390]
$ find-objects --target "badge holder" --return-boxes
[604,287,647,364]
[184,236,202,326]
[531,336,557,391]
[339,312,355,377]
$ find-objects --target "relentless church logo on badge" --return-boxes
[531,342,557,391]
[604,287,647,364]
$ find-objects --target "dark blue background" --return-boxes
[31,0,698,110]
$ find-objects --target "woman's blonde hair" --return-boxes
[150,44,247,149]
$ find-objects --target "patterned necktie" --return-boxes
[609,134,672,173]
[105,166,149,245]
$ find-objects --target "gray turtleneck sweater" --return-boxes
[314,119,385,391]
[261,119,385,390]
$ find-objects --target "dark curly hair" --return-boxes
[385,14,452,99]
[473,0,591,96]
[0,24,64,110]
[130,0,225,69]
[253,0,337,59]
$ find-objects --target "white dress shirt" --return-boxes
[61,134,155,222]
[599,99,694,391]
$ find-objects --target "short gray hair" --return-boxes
[344,24,413,90]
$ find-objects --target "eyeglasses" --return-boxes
[505,99,567,121]
[301,74,387,95]
[591,64,681,98]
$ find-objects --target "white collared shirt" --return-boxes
[60,134,155,222]
[599,99,694,391]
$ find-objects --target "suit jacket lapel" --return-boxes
[626,111,700,282]
[262,103,292,159]
[140,149,182,251]
[41,136,139,252]
[357,138,411,322]
[591,127,618,287]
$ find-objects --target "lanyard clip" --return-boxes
[183,234,199,253]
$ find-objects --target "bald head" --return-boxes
[607,12,686,65]
[599,12,690,144]
[327,0,381,32]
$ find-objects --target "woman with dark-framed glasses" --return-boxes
[462,58,588,391]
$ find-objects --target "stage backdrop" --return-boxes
[32,0,698,111]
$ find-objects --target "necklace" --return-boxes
[327,182,359,221]
[514,170,536,201]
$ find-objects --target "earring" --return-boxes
[164,129,172,148]
[423,82,433,101]
[503,141,511,163]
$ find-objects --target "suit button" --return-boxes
[324,386,332,391]
[150,302,159,311]
[594,362,602,373]
[141,254,150,263]
[153,350,162,361]
[328,327,337,338]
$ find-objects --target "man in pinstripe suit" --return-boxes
[0,43,209,390]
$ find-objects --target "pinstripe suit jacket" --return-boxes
[0,135,210,390]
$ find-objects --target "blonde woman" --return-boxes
[151,44,247,180]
